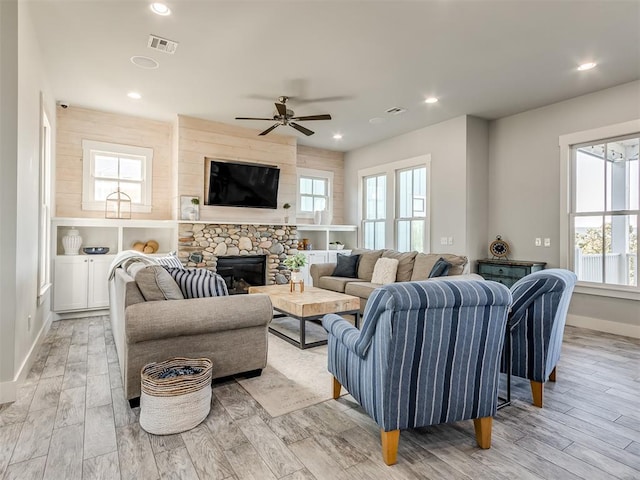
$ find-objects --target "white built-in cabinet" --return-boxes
[295,225,357,286]
[52,218,177,312]
[54,255,114,311]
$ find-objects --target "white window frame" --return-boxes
[395,165,428,252]
[559,119,640,300]
[38,98,52,304]
[358,155,431,252]
[362,173,387,249]
[82,140,153,213]
[297,168,333,219]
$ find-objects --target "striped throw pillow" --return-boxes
[156,252,184,269]
[165,268,229,298]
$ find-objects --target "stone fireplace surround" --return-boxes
[177,223,299,285]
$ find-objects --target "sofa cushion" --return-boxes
[332,253,360,278]
[135,266,185,302]
[318,276,365,293]
[344,282,380,300]
[382,250,417,282]
[429,257,452,278]
[351,249,384,281]
[371,258,399,284]
[411,253,468,280]
[165,268,229,298]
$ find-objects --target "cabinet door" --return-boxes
[54,257,89,311]
[87,256,113,308]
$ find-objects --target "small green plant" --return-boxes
[282,252,307,270]
[191,198,200,205]
[283,203,291,210]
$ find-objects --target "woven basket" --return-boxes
[139,357,213,435]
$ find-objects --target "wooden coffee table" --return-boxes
[248,285,360,349]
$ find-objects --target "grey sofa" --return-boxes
[311,249,477,312]
[109,267,273,400]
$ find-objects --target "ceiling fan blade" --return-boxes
[291,114,332,121]
[258,124,280,136]
[235,117,274,121]
[294,95,354,104]
[289,122,314,136]
[275,102,287,116]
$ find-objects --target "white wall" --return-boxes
[0,1,55,403]
[466,116,490,264]
[0,0,19,401]
[344,115,469,255]
[489,80,640,335]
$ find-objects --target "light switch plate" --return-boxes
[535,238,542,247]
[544,238,551,247]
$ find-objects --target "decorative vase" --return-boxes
[314,210,323,225]
[62,228,83,255]
[321,210,333,225]
[284,215,289,224]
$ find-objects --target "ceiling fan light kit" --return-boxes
[236,96,332,136]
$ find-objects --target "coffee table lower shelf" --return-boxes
[270,309,360,349]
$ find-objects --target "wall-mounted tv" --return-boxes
[204,159,280,209]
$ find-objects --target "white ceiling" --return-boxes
[26,1,640,152]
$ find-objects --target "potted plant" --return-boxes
[189,197,200,221]
[283,252,307,283]
[283,202,291,223]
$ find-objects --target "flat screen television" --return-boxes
[204,159,280,209]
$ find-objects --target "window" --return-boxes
[363,174,386,249]
[396,166,427,252]
[38,102,52,303]
[297,168,333,218]
[359,155,430,252]
[571,135,638,288]
[82,140,153,212]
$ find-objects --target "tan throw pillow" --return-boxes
[371,258,399,285]
[411,253,468,280]
[135,266,184,301]
[351,249,384,281]
[382,250,417,282]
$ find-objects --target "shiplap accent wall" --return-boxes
[55,109,345,224]
[55,106,173,219]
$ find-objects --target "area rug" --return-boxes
[237,331,335,417]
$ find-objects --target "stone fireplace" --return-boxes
[177,223,298,285]
[216,255,266,294]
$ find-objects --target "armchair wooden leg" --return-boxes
[549,366,557,382]
[473,417,492,449]
[530,380,544,407]
[332,376,341,399]
[381,429,400,465]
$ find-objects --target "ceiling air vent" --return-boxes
[147,34,178,54]
[385,107,407,115]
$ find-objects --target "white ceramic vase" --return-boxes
[290,269,303,283]
[62,228,83,255]
[313,210,323,225]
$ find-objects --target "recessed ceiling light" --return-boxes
[127,92,142,100]
[424,97,439,104]
[577,62,597,71]
[333,133,343,140]
[130,56,159,69]
[150,3,171,16]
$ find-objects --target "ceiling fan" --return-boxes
[235,96,331,136]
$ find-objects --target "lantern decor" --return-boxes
[105,190,132,219]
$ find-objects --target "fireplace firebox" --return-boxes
[216,255,267,295]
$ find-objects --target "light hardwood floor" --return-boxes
[1,317,639,479]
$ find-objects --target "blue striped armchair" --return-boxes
[505,269,577,407]
[322,279,512,465]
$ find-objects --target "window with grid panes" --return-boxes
[299,173,330,215]
[396,166,427,252]
[82,140,153,213]
[363,174,386,249]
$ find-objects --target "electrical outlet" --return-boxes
[535,238,542,247]
[544,238,551,247]
[440,237,448,245]
[447,237,453,245]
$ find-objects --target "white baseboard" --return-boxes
[566,314,640,339]
[0,312,52,404]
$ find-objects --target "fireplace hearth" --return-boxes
[216,255,266,295]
